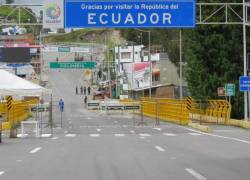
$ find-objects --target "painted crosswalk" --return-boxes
[59,131,206,139]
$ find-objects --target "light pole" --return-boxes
[179,29,183,100]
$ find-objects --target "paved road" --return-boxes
[1,69,250,180]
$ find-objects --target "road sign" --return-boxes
[225,83,235,96]
[49,62,96,69]
[217,87,225,96]
[64,0,196,28]
[239,76,250,91]
[58,47,70,52]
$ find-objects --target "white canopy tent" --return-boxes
[0,70,51,96]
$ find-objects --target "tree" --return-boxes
[184,0,245,118]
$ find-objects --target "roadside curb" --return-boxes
[229,119,250,129]
[188,122,213,133]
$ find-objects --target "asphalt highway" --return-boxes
[0,69,250,180]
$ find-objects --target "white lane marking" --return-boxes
[139,136,145,139]
[87,117,92,120]
[115,134,125,137]
[155,146,165,152]
[130,130,135,133]
[139,133,151,137]
[96,129,101,132]
[184,127,250,144]
[90,134,100,137]
[163,133,177,137]
[185,168,207,180]
[153,128,162,131]
[64,131,68,134]
[52,137,58,140]
[68,121,72,124]
[17,160,23,162]
[122,125,127,128]
[189,133,202,136]
[0,171,5,176]
[29,147,42,154]
[17,134,28,138]
[41,134,52,138]
[114,121,118,123]
[65,134,76,137]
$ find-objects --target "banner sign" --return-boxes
[64,0,196,28]
[43,46,90,53]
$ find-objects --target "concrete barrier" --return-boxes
[188,122,213,133]
[229,119,250,129]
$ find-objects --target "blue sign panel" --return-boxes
[239,76,250,91]
[64,0,196,28]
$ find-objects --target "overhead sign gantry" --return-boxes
[43,0,196,29]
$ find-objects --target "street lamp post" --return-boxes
[243,0,248,120]
[179,29,183,100]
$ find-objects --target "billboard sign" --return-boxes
[123,62,151,90]
[0,47,31,63]
[43,0,64,29]
[64,0,196,28]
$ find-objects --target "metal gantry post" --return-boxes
[243,0,248,120]
[179,29,183,100]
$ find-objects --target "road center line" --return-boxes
[65,134,76,137]
[41,134,52,138]
[163,133,176,136]
[139,133,151,137]
[184,127,250,144]
[185,168,207,180]
[90,134,100,137]
[153,128,162,131]
[0,171,5,176]
[29,147,42,154]
[155,146,165,152]
[115,134,125,137]
[189,133,202,136]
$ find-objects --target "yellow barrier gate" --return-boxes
[140,98,190,125]
[0,98,39,131]
[120,97,231,126]
[190,99,231,124]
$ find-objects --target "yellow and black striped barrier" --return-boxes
[186,96,193,111]
[6,96,13,111]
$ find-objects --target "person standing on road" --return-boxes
[84,96,88,107]
[88,86,91,95]
[84,86,86,95]
[80,86,83,94]
[76,86,78,95]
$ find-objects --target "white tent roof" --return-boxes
[0,70,51,96]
